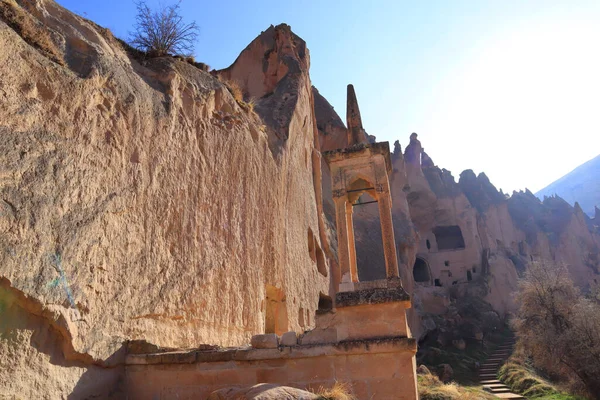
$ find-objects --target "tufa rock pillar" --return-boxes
[346,84,368,146]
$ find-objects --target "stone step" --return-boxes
[480,369,499,374]
[479,374,498,379]
[483,384,509,389]
[480,379,502,384]
[481,366,501,371]
[481,363,502,368]
[493,393,525,399]
[490,388,512,394]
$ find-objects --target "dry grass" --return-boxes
[216,75,258,114]
[314,382,356,400]
[172,54,210,71]
[0,0,63,65]
[418,371,496,400]
[224,78,244,103]
[244,97,256,112]
[498,353,585,400]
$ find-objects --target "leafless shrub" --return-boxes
[129,0,198,57]
[513,261,600,397]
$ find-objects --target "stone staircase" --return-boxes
[479,338,525,399]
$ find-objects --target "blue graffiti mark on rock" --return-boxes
[47,277,61,289]
[49,251,76,309]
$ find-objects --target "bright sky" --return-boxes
[57,0,600,193]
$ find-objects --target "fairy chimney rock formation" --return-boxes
[346,84,369,146]
[393,140,403,159]
[404,133,422,166]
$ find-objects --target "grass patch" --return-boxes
[216,76,256,113]
[224,78,244,103]
[418,371,496,400]
[499,354,586,400]
[173,54,210,71]
[0,0,64,65]
[314,382,356,400]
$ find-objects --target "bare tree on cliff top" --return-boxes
[129,1,198,57]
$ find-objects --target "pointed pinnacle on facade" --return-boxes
[346,84,368,146]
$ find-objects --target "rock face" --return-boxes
[536,154,600,217]
[0,2,331,398]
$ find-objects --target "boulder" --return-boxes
[416,365,431,375]
[437,363,454,383]
[208,384,318,400]
[250,334,278,349]
[280,331,297,346]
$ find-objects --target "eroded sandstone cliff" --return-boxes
[0,1,331,397]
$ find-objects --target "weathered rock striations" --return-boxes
[0,2,331,397]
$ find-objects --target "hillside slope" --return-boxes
[536,154,600,217]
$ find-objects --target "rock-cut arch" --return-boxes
[413,257,431,284]
[346,177,376,204]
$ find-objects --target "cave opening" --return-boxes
[413,257,431,283]
[433,225,466,251]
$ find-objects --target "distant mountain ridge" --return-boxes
[536,154,600,216]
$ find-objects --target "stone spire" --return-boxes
[595,205,600,222]
[346,84,368,146]
[404,133,422,166]
[574,201,584,215]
